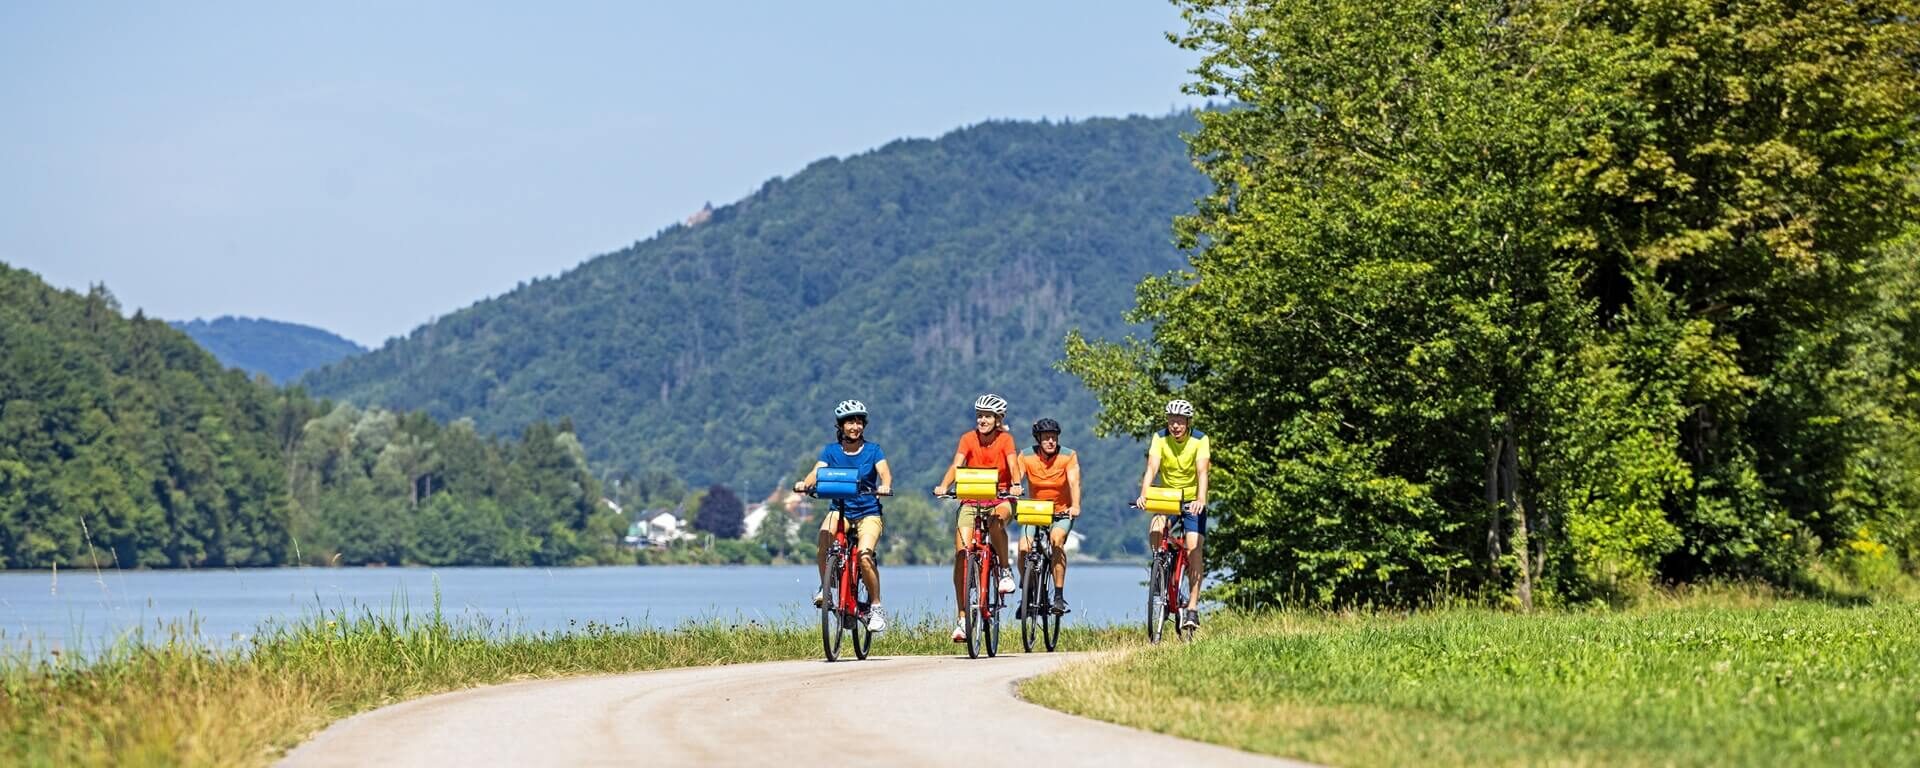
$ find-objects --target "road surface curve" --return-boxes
[281,652,1312,767]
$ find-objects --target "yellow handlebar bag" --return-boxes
[1015,499,1056,526]
[955,468,1000,501]
[1144,486,1185,515]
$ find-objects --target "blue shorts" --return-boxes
[1152,506,1206,536]
[1025,516,1074,541]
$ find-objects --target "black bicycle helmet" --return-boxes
[1031,417,1062,438]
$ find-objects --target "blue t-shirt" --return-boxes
[818,441,886,518]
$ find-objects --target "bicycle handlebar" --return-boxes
[794,488,894,498]
[1129,502,1197,513]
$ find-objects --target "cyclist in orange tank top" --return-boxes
[933,393,1024,643]
[1016,417,1081,613]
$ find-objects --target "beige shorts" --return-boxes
[956,500,1012,530]
[820,510,884,553]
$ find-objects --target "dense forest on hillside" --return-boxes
[171,316,366,384]
[303,113,1211,558]
[0,265,617,568]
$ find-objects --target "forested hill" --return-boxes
[171,316,366,384]
[0,267,294,567]
[302,112,1210,546]
[0,264,615,569]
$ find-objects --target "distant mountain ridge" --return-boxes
[172,316,365,383]
[302,112,1210,555]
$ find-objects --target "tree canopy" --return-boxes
[1065,0,1920,605]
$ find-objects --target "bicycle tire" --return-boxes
[964,552,983,659]
[1146,556,1167,645]
[985,574,1002,658]
[1170,553,1192,642]
[1020,552,1041,653]
[821,552,844,661]
[850,565,873,660]
[1041,566,1061,652]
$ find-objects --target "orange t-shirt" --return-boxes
[955,430,1018,487]
[1018,449,1077,505]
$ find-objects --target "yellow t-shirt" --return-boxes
[1149,430,1210,500]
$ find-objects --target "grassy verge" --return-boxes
[1023,593,1920,767]
[1,604,1131,767]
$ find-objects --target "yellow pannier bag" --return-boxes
[955,468,1000,501]
[1015,499,1056,526]
[1144,486,1185,515]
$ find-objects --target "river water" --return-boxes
[0,563,1168,655]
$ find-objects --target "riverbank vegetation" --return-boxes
[0,601,1136,767]
[1024,587,1920,767]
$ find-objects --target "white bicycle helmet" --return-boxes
[1165,399,1195,417]
[973,393,1009,415]
[834,399,868,421]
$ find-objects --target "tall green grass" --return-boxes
[0,598,1132,767]
[1024,595,1920,767]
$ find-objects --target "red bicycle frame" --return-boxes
[828,514,865,618]
[1159,516,1189,613]
[968,509,999,619]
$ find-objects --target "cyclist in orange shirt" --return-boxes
[1016,417,1081,613]
[933,393,1024,643]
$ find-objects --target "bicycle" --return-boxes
[809,487,891,662]
[1015,501,1070,653]
[938,488,1015,659]
[1136,499,1199,644]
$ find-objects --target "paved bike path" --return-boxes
[280,652,1312,767]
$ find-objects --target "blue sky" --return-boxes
[1,3,1204,346]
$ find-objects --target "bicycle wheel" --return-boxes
[1146,556,1167,645]
[1041,568,1062,652]
[821,553,844,661]
[1172,555,1195,643]
[850,566,873,660]
[964,552,983,659]
[1159,552,1190,641]
[985,579,1002,658]
[1020,553,1041,652]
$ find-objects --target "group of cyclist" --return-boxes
[792,393,1212,642]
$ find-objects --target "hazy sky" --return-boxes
[2,3,1205,346]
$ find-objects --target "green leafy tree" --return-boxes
[1067,0,1920,606]
[694,484,745,539]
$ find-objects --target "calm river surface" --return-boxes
[0,564,1168,655]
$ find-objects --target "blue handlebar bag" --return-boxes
[816,467,861,500]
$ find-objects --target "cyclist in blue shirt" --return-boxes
[794,399,893,632]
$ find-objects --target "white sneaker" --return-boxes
[951,624,967,643]
[997,573,1016,594]
[867,606,888,632]
[812,589,824,607]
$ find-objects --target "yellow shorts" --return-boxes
[820,510,883,553]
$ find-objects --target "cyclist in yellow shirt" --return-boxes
[1133,399,1210,632]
